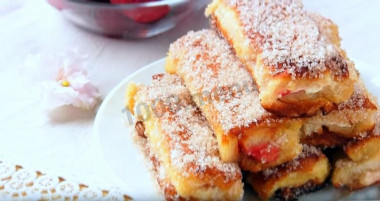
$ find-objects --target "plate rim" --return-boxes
[93,58,166,199]
[94,57,166,130]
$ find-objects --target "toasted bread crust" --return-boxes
[166,30,302,163]
[301,130,350,148]
[344,135,380,162]
[332,153,380,190]
[206,0,357,117]
[332,125,380,191]
[126,74,243,201]
[274,181,326,201]
[248,146,330,200]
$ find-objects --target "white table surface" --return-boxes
[1,0,380,196]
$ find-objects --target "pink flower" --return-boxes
[25,49,100,110]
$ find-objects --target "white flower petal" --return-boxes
[26,49,99,111]
[42,82,79,110]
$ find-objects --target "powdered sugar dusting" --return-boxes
[338,81,373,110]
[169,30,273,132]
[131,129,180,200]
[374,113,380,136]
[226,0,348,79]
[136,74,241,181]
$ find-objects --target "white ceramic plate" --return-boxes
[94,58,380,201]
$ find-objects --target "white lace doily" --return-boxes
[0,161,132,201]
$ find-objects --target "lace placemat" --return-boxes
[0,161,132,201]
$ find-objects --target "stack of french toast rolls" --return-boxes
[125,0,380,200]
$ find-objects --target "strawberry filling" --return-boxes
[279,89,292,98]
[243,142,280,164]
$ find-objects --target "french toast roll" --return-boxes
[165,30,302,169]
[248,146,330,201]
[332,118,380,190]
[301,79,378,147]
[332,152,380,191]
[126,74,243,201]
[332,137,380,190]
[206,0,357,117]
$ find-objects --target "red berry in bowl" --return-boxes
[110,0,170,24]
[47,0,64,10]
[111,0,151,2]
[94,9,128,37]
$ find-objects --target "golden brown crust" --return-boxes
[133,132,197,201]
[332,123,380,191]
[268,55,349,80]
[332,153,380,190]
[149,148,185,201]
[207,0,358,117]
[301,80,378,146]
[135,121,146,138]
[274,181,326,201]
[208,0,348,79]
[126,74,243,200]
[166,30,272,134]
[301,129,350,148]
[263,94,335,117]
[248,146,330,200]
[344,135,380,162]
[166,29,303,163]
